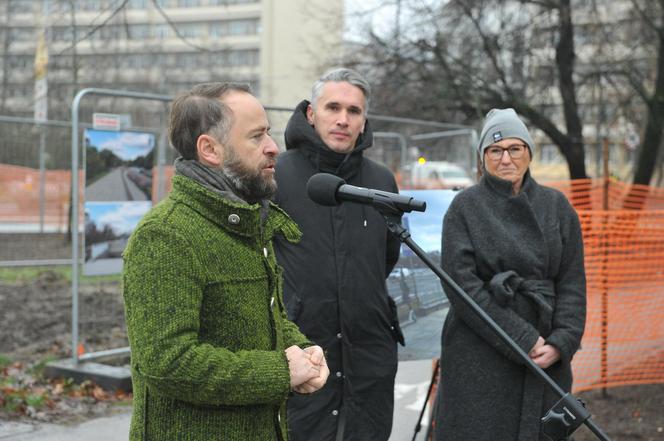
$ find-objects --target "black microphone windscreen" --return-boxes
[306,173,345,206]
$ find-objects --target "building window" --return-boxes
[8,56,32,70]
[539,145,560,164]
[128,0,149,8]
[8,0,36,15]
[51,27,74,41]
[9,27,34,41]
[177,0,200,6]
[130,24,151,39]
[99,25,122,40]
[209,19,259,37]
[154,24,172,38]
[174,53,202,67]
[178,24,201,38]
[209,0,259,4]
[122,54,155,69]
[209,49,259,67]
[79,0,102,11]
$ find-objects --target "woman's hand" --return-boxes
[529,337,561,369]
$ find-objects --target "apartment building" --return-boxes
[0,0,343,120]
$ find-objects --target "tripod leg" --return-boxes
[411,358,440,441]
[425,389,439,441]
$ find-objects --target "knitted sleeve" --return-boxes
[123,221,291,406]
[281,312,315,350]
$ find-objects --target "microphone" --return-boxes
[306,173,426,213]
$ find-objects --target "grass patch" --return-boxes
[0,354,12,369]
[0,265,121,284]
[25,394,46,408]
[28,355,59,378]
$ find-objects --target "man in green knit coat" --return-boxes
[123,82,329,440]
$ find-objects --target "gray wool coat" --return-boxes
[434,171,586,441]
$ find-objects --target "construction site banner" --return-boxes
[82,129,155,275]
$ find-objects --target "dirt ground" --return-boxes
[0,234,663,438]
[0,271,127,362]
[0,233,73,262]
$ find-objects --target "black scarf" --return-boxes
[174,157,247,204]
[283,100,374,181]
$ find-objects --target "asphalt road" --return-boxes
[399,306,448,362]
[85,167,148,201]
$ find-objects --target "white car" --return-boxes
[406,161,474,189]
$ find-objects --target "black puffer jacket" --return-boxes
[273,100,402,441]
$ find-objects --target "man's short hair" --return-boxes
[311,68,371,114]
[168,82,251,160]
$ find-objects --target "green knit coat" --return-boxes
[123,174,310,441]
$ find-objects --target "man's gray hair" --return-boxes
[168,82,251,160]
[311,67,371,114]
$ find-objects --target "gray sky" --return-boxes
[344,0,441,42]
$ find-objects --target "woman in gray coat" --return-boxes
[434,109,586,441]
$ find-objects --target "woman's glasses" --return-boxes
[485,144,527,161]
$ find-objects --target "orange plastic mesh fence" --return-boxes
[546,178,664,211]
[545,179,664,392]
[0,164,75,229]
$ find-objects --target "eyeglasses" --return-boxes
[485,144,527,161]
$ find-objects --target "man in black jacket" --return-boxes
[273,68,403,441]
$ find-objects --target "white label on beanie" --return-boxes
[493,131,503,142]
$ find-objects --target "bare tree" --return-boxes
[345,0,663,183]
[619,0,664,185]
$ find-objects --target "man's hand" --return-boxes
[529,338,561,369]
[285,345,320,388]
[293,346,330,394]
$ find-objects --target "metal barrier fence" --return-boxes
[0,91,477,368]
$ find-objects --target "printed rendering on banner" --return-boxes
[84,129,155,202]
[83,201,152,276]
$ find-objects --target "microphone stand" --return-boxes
[372,202,611,441]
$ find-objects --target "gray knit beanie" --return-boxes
[477,108,534,164]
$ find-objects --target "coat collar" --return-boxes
[170,175,301,243]
[481,169,537,198]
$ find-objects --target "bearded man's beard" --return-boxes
[222,147,277,204]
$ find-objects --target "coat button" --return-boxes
[336,371,342,378]
[228,213,240,224]
[332,409,339,416]
[336,332,342,339]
